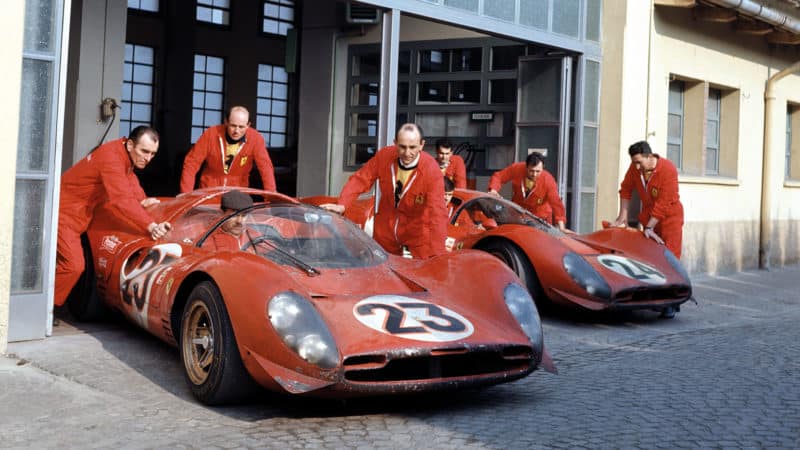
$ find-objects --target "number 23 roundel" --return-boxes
[353,296,474,342]
[597,255,666,285]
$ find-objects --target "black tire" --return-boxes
[179,281,256,405]
[480,239,547,305]
[66,234,108,321]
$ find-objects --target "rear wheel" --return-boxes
[180,281,255,405]
[66,234,108,321]
[480,239,547,305]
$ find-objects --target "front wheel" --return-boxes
[480,239,546,304]
[180,281,255,405]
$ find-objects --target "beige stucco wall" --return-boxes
[0,1,25,354]
[598,2,800,274]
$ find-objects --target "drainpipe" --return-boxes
[760,60,800,269]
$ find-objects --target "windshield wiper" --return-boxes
[245,229,320,277]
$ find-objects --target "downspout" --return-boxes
[760,60,800,269]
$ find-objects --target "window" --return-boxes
[263,0,294,36]
[256,64,289,148]
[128,0,158,12]
[788,104,800,181]
[667,80,684,170]
[191,54,225,142]
[705,88,721,175]
[197,0,230,26]
[120,44,155,138]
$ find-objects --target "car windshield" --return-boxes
[453,197,564,237]
[202,203,387,269]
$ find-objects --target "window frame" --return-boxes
[191,54,226,143]
[120,43,157,138]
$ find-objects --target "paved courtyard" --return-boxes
[2,266,799,449]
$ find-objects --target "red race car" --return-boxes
[304,189,693,318]
[67,188,554,405]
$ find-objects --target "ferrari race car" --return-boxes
[67,188,554,405]
[303,189,693,318]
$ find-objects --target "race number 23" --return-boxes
[354,296,474,342]
[597,255,666,285]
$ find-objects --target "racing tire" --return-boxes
[481,239,547,306]
[179,281,256,405]
[66,234,109,322]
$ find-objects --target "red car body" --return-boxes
[304,189,693,315]
[72,188,553,405]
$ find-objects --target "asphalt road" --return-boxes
[2,266,799,449]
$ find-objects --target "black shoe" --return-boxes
[660,306,677,319]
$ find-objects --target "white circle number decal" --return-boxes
[597,255,667,285]
[354,296,474,342]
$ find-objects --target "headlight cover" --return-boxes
[268,292,340,369]
[503,283,543,354]
[664,248,690,282]
[563,252,612,299]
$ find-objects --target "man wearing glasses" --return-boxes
[321,123,448,259]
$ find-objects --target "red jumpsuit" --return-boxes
[488,162,567,225]
[338,146,448,258]
[55,138,154,306]
[442,154,467,189]
[203,230,246,252]
[619,155,684,258]
[180,125,276,192]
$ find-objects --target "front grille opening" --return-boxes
[344,349,532,382]
[614,286,691,303]
[343,354,388,367]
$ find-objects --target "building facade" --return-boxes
[1,0,799,350]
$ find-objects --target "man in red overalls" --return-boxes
[180,106,276,193]
[436,139,467,189]
[613,140,684,259]
[55,126,172,306]
[488,152,568,232]
[320,123,448,259]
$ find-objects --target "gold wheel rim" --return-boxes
[182,299,214,386]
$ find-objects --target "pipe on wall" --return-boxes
[760,60,800,269]
[703,0,800,34]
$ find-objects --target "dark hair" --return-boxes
[628,140,653,157]
[129,126,159,144]
[443,176,455,192]
[397,123,424,141]
[435,139,453,150]
[525,152,545,168]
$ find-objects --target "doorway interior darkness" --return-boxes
[125,1,298,196]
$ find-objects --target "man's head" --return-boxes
[444,176,455,205]
[525,152,545,182]
[126,126,160,169]
[220,190,254,237]
[225,106,251,142]
[628,140,657,172]
[435,139,454,167]
[394,123,425,167]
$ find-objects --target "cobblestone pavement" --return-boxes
[2,266,799,449]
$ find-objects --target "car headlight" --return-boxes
[268,292,340,369]
[504,283,543,354]
[563,252,611,299]
[664,249,690,282]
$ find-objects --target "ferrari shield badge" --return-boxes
[353,296,474,342]
[414,194,425,205]
[240,156,248,166]
[651,187,658,198]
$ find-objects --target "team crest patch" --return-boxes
[240,156,248,166]
[414,194,425,205]
[651,188,658,198]
[537,197,544,205]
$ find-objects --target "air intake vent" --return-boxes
[346,2,381,24]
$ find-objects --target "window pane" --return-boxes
[418,81,449,103]
[17,58,53,173]
[12,179,46,293]
[349,143,378,166]
[484,0,515,22]
[584,60,600,123]
[667,143,682,169]
[706,120,719,147]
[398,51,411,74]
[353,52,380,76]
[350,113,378,136]
[447,113,481,137]
[492,46,525,71]
[24,0,55,52]
[586,0,601,42]
[443,0,478,12]
[490,79,516,104]
[579,193,596,234]
[398,82,409,106]
[451,48,482,72]
[553,0,580,37]
[419,50,448,73]
[706,148,719,173]
[416,113,447,137]
[487,112,515,137]
[668,114,682,140]
[581,126,598,189]
[669,80,684,113]
[449,80,480,103]
[486,144,515,170]
[520,0,548,29]
[707,89,721,118]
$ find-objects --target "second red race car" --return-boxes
[304,189,693,318]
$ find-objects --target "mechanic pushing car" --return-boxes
[55,125,171,307]
[179,105,276,193]
[320,123,448,259]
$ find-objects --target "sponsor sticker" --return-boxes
[597,254,667,285]
[353,296,474,342]
[100,235,122,254]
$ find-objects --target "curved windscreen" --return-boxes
[452,197,564,237]
[204,203,387,269]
